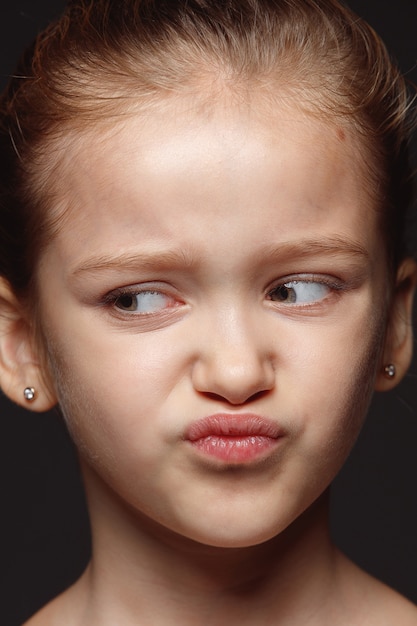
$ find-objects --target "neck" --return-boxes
[72,464,341,625]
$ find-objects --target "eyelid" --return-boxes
[267,274,345,292]
[265,274,346,308]
[103,281,177,298]
[101,282,184,314]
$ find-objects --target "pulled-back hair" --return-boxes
[0,0,415,294]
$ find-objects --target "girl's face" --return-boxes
[36,96,394,547]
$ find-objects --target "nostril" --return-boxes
[247,389,272,403]
[196,388,272,406]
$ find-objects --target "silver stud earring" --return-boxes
[23,387,36,402]
[383,364,396,379]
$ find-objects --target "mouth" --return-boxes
[184,414,284,464]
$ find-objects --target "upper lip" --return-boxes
[184,413,284,441]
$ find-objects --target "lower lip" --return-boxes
[189,435,281,464]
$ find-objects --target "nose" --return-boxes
[191,309,275,405]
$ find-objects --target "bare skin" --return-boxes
[24,492,417,625]
[1,94,415,625]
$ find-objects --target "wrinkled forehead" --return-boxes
[34,88,381,254]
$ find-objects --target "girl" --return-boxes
[1,0,417,624]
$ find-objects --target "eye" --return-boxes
[267,280,330,304]
[113,289,178,314]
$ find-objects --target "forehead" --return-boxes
[42,93,377,267]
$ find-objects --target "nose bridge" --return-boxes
[191,298,275,403]
[216,303,261,354]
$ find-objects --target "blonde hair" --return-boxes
[0,0,415,293]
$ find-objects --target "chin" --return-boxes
[172,515,289,549]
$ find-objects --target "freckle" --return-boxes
[336,127,346,141]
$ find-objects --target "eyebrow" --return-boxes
[71,248,198,277]
[70,236,369,278]
[261,237,370,262]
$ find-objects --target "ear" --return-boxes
[0,277,57,411]
[375,258,417,391]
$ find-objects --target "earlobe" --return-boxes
[375,258,417,391]
[0,277,57,412]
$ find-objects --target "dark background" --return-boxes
[1,1,417,625]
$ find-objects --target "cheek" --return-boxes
[285,309,385,466]
[42,323,183,464]
[42,329,199,535]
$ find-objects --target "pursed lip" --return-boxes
[184,414,284,464]
[185,413,283,440]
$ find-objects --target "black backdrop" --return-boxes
[1,2,417,625]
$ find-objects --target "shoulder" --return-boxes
[23,601,62,626]
[22,576,88,626]
[370,586,417,625]
[22,595,73,626]
[336,553,417,626]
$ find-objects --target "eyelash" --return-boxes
[101,274,344,319]
[102,286,181,314]
[270,273,344,300]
